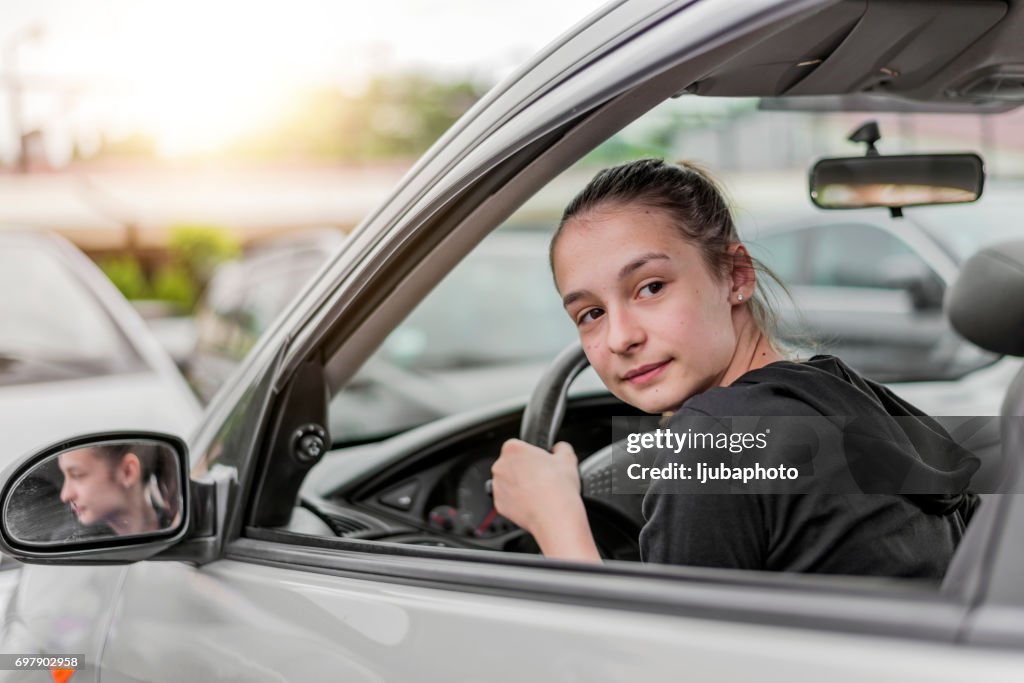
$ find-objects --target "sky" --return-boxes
[0,0,604,162]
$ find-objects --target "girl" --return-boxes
[58,443,178,536]
[490,158,976,577]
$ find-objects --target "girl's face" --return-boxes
[58,448,135,527]
[553,205,743,414]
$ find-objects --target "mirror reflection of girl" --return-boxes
[58,444,172,536]
[491,158,977,577]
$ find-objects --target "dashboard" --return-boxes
[295,393,644,556]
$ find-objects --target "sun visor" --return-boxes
[689,0,1007,98]
[687,1,866,97]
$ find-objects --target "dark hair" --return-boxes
[552,158,792,352]
[93,443,158,478]
[92,443,179,522]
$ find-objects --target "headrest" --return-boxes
[947,240,1024,357]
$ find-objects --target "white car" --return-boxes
[0,230,201,460]
[0,229,201,625]
[2,1,1024,681]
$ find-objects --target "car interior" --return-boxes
[231,0,1024,598]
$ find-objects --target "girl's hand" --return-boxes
[491,439,600,562]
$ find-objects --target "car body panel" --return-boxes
[99,557,1024,683]
[0,565,125,683]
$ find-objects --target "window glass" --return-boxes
[328,227,578,442]
[748,229,806,285]
[807,224,926,289]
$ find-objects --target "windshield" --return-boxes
[0,245,145,386]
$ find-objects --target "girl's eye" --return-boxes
[577,307,604,325]
[639,281,664,298]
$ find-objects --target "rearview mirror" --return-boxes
[810,154,984,209]
[1,434,188,552]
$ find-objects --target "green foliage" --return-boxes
[230,72,486,162]
[579,99,760,167]
[582,137,671,166]
[76,72,485,163]
[98,225,237,311]
[100,256,150,300]
[152,263,197,310]
[167,224,240,288]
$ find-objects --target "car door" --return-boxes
[10,0,1024,680]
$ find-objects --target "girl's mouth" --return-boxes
[624,360,670,385]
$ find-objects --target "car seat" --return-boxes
[941,240,1024,595]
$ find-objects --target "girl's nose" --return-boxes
[606,307,645,354]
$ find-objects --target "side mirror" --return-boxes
[0,432,191,563]
[810,154,984,210]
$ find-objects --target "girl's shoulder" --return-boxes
[679,355,909,418]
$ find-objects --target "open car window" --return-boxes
[326,227,580,443]
[254,90,1022,586]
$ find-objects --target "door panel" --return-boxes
[96,557,1024,682]
[0,565,127,683]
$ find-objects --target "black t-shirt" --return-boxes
[639,356,977,579]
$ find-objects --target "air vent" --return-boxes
[325,514,371,537]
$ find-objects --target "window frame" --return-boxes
[182,0,1021,647]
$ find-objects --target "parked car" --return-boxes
[0,230,201,462]
[4,1,1024,680]
[188,228,583,439]
[186,229,348,403]
[746,201,1024,416]
[0,229,202,615]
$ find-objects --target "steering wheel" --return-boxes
[517,341,647,560]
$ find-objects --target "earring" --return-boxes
[737,294,744,301]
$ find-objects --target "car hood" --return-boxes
[0,371,201,468]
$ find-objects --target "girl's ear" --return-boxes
[727,243,756,301]
[118,453,142,488]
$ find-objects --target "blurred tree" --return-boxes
[166,224,240,305]
[231,72,486,162]
[151,263,197,310]
[97,225,237,310]
[100,255,150,299]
